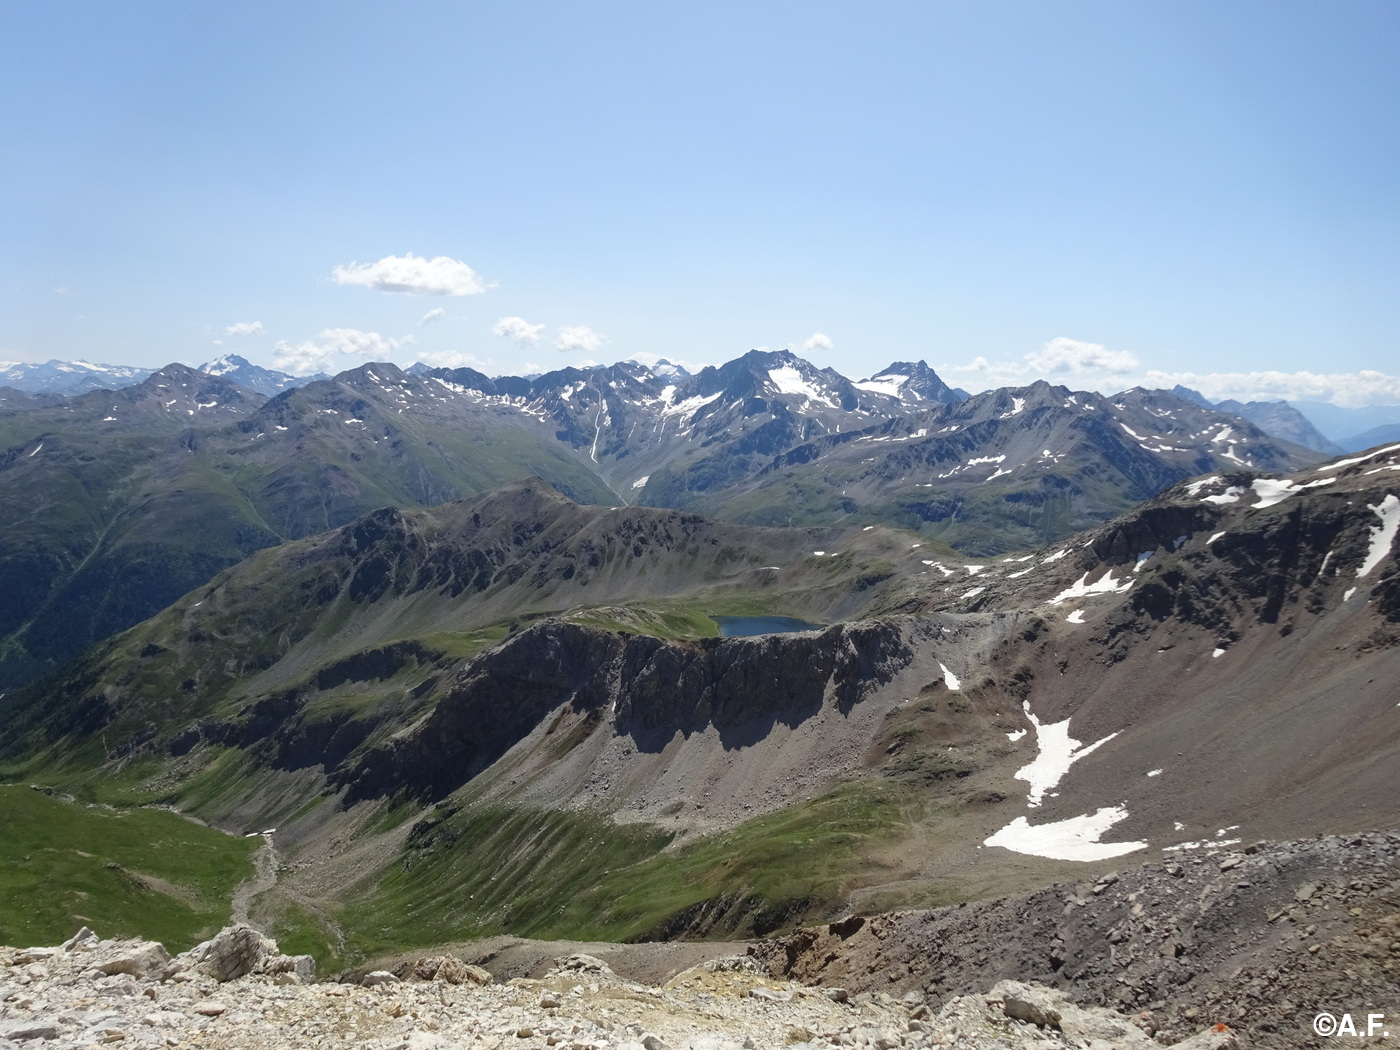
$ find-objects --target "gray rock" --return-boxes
[362,970,401,987]
[60,927,99,952]
[92,941,172,980]
[181,924,277,982]
[995,980,1066,1028]
[1,1026,59,1042]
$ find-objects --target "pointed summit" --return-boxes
[856,361,967,405]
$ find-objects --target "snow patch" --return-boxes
[1042,549,1070,563]
[631,475,650,489]
[962,586,986,599]
[1014,700,1118,807]
[1007,729,1027,742]
[27,443,42,457]
[1047,569,1133,606]
[1208,531,1226,544]
[1249,476,1336,509]
[853,374,909,398]
[768,365,836,407]
[1066,609,1085,623]
[938,662,961,691]
[1202,487,1245,505]
[1133,550,1154,572]
[1212,647,1226,658]
[1316,443,1400,473]
[1344,586,1358,601]
[984,807,1148,862]
[1146,769,1163,777]
[1356,494,1400,578]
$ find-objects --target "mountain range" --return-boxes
[2,438,1395,965]
[0,351,1320,688]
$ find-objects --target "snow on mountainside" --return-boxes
[0,359,154,393]
[196,353,327,395]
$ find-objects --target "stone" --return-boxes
[363,970,402,987]
[1167,1025,1237,1050]
[92,941,173,980]
[191,1001,228,1016]
[994,981,1066,1028]
[3,1025,60,1042]
[61,927,100,952]
[748,987,792,1002]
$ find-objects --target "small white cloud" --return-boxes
[420,308,446,326]
[1142,369,1400,408]
[212,339,224,346]
[416,349,492,370]
[492,316,546,345]
[946,355,1030,387]
[802,332,834,353]
[226,321,264,336]
[520,361,542,374]
[52,286,72,296]
[1029,337,1139,375]
[272,328,415,374]
[556,324,607,353]
[331,253,485,296]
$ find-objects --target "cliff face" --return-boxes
[342,619,916,802]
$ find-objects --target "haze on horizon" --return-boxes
[3,1,1398,407]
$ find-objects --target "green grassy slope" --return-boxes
[0,785,256,950]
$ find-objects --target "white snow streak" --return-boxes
[939,662,961,691]
[1357,494,1400,578]
[984,807,1148,862]
[1047,570,1133,606]
[1014,700,1118,807]
[1066,609,1086,623]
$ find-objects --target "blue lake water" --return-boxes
[711,615,826,637]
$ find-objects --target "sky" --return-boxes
[3,1,1399,406]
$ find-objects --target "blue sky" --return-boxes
[3,1,1398,404]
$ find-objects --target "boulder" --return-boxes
[363,970,401,987]
[91,940,173,980]
[182,924,278,982]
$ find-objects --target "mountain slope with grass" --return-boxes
[2,444,1395,966]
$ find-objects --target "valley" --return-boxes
[0,355,1396,1049]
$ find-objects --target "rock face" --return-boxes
[178,923,316,984]
[343,618,914,802]
[757,831,1400,1049]
[0,931,1244,1050]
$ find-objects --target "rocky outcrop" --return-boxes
[757,831,1400,1049]
[343,618,914,802]
[178,923,315,983]
[0,933,1245,1050]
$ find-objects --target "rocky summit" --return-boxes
[0,926,1244,1050]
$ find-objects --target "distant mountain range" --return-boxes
[0,351,1334,689]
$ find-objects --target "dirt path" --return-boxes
[230,833,279,925]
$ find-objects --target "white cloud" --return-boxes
[332,253,485,296]
[272,328,415,374]
[420,308,446,325]
[946,336,1140,392]
[211,339,224,346]
[1028,336,1138,375]
[1142,369,1400,408]
[492,316,546,345]
[556,325,607,353]
[802,332,834,352]
[416,349,492,370]
[225,320,264,336]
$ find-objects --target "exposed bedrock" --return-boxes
[341,618,915,803]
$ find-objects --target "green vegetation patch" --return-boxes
[346,780,910,954]
[0,785,256,951]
